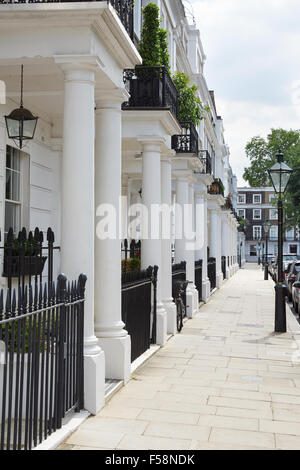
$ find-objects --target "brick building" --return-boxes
[237,187,300,262]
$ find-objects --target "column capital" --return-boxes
[161,149,176,161]
[138,135,166,150]
[95,88,129,110]
[55,55,101,81]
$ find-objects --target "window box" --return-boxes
[3,255,47,278]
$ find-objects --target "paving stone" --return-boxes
[209,428,275,449]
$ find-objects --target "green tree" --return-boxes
[158,28,170,72]
[243,128,300,228]
[139,2,161,67]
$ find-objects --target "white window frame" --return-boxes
[253,194,261,204]
[238,209,246,218]
[253,226,262,240]
[5,145,30,236]
[269,208,278,220]
[269,194,275,203]
[286,228,294,240]
[238,194,246,204]
[253,209,261,220]
[269,226,278,240]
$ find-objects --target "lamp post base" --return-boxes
[274,284,287,333]
[264,264,269,280]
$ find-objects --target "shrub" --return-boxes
[172,72,208,126]
[139,2,161,67]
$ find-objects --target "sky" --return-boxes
[186,0,300,186]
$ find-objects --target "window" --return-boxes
[5,145,29,236]
[253,209,261,220]
[253,194,261,204]
[270,226,278,240]
[269,194,275,203]
[134,0,142,39]
[250,245,257,257]
[238,194,246,204]
[238,209,245,218]
[290,245,298,255]
[253,226,262,240]
[269,208,278,220]
[286,228,294,240]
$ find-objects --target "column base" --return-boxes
[84,349,105,415]
[162,298,177,335]
[156,303,168,346]
[202,278,211,303]
[216,272,223,288]
[186,285,199,318]
[97,334,131,384]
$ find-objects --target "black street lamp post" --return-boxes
[263,220,272,280]
[268,150,293,333]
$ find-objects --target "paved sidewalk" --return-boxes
[59,264,300,450]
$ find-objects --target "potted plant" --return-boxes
[3,235,47,278]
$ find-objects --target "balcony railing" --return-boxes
[208,178,224,197]
[199,150,212,175]
[172,122,198,154]
[0,0,134,40]
[223,196,233,211]
[123,66,178,120]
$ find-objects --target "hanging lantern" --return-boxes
[5,65,38,149]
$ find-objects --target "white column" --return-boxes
[209,207,223,288]
[175,177,198,317]
[161,155,176,335]
[59,60,104,415]
[94,91,131,383]
[188,182,199,315]
[121,176,129,241]
[140,138,167,346]
[195,189,210,302]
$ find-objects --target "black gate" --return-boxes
[195,260,203,302]
[122,266,157,362]
[0,274,86,450]
[208,257,216,291]
[222,256,226,280]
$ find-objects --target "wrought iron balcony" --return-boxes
[0,0,134,40]
[171,122,198,154]
[199,150,212,175]
[208,178,225,197]
[123,66,178,120]
[223,196,233,211]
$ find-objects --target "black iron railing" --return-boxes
[0,1,134,39]
[199,150,212,175]
[172,122,198,154]
[172,262,187,316]
[207,257,216,291]
[221,256,226,280]
[1,227,59,294]
[123,66,178,120]
[122,266,157,362]
[223,197,233,211]
[0,273,86,450]
[110,0,134,39]
[208,178,224,197]
[194,260,202,302]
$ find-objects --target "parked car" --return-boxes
[292,272,300,313]
[285,261,300,301]
[272,254,300,282]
